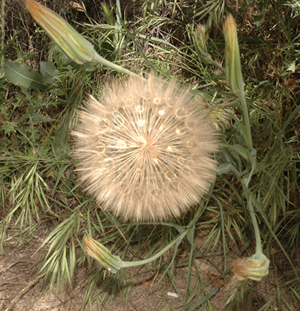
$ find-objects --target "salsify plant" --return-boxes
[23,0,270,285]
[73,75,219,221]
[79,14,270,281]
[222,15,269,281]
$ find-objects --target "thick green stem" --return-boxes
[121,204,206,268]
[237,94,262,255]
[248,199,262,254]
[236,85,262,256]
[120,205,207,269]
[247,152,262,254]
[237,91,253,151]
[121,230,187,268]
[92,53,142,80]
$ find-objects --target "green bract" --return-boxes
[233,253,270,281]
[25,0,94,64]
[223,14,245,96]
[85,236,122,274]
[25,0,140,77]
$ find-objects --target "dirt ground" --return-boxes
[0,224,294,311]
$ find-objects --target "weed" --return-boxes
[1,0,299,310]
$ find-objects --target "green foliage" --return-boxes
[1,0,299,310]
[5,62,51,90]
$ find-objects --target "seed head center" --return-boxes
[142,137,154,151]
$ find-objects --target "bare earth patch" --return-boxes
[0,227,295,311]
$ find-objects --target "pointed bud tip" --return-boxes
[223,14,236,34]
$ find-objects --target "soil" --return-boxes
[0,226,295,311]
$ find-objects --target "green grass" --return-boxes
[1,0,300,310]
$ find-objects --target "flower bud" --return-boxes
[232,253,270,281]
[25,0,96,64]
[84,236,122,273]
[223,14,245,95]
[195,24,216,65]
[195,25,208,54]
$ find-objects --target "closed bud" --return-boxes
[223,14,245,95]
[232,253,270,281]
[84,236,122,273]
[25,0,139,77]
[25,0,96,64]
[195,25,208,54]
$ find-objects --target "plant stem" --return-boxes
[121,230,187,268]
[237,91,253,151]
[120,204,207,269]
[92,53,142,80]
[248,199,262,254]
[237,90,262,255]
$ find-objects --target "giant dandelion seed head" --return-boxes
[73,75,219,221]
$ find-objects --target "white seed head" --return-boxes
[73,75,219,221]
